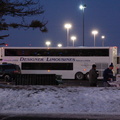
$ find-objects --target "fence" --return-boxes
[14,74,62,85]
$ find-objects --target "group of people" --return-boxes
[89,63,114,87]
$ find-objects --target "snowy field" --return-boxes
[0,85,120,115]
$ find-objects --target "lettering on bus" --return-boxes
[76,60,90,62]
[46,58,75,61]
[20,57,44,61]
[20,57,75,62]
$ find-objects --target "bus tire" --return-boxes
[85,72,89,80]
[75,72,84,80]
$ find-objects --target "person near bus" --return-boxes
[89,64,98,87]
[103,63,114,87]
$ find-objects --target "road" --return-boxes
[62,79,103,87]
[0,113,120,120]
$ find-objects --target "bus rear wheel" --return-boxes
[75,72,84,80]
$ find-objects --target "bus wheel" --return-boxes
[75,72,84,80]
[85,72,89,80]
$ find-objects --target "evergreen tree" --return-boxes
[0,0,47,40]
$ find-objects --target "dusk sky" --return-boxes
[2,0,120,51]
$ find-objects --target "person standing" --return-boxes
[103,63,114,87]
[89,64,98,87]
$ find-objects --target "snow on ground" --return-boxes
[0,85,120,115]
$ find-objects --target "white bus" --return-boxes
[0,46,117,80]
[117,56,120,74]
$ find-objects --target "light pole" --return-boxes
[92,30,98,47]
[57,43,62,47]
[101,35,105,47]
[79,4,86,46]
[71,36,76,47]
[45,41,51,47]
[64,23,72,47]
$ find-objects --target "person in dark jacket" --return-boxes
[103,63,114,87]
[89,64,98,87]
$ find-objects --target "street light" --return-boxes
[92,30,98,47]
[64,23,72,47]
[101,35,105,47]
[71,36,77,47]
[79,4,86,46]
[45,41,51,47]
[57,43,62,47]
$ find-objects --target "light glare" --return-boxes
[45,41,51,47]
[64,23,72,29]
[101,36,105,39]
[92,30,98,35]
[58,44,62,47]
[71,36,76,41]
[79,5,86,10]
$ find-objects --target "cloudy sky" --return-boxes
[2,0,120,50]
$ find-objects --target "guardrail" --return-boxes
[14,74,62,85]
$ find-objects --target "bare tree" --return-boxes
[0,0,48,40]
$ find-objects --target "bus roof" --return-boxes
[0,46,117,49]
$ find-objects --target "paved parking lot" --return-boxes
[62,79,103,87]
[0,113,120,120]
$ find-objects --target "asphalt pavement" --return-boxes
[62,79,104,87]
[1,113,120,120]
